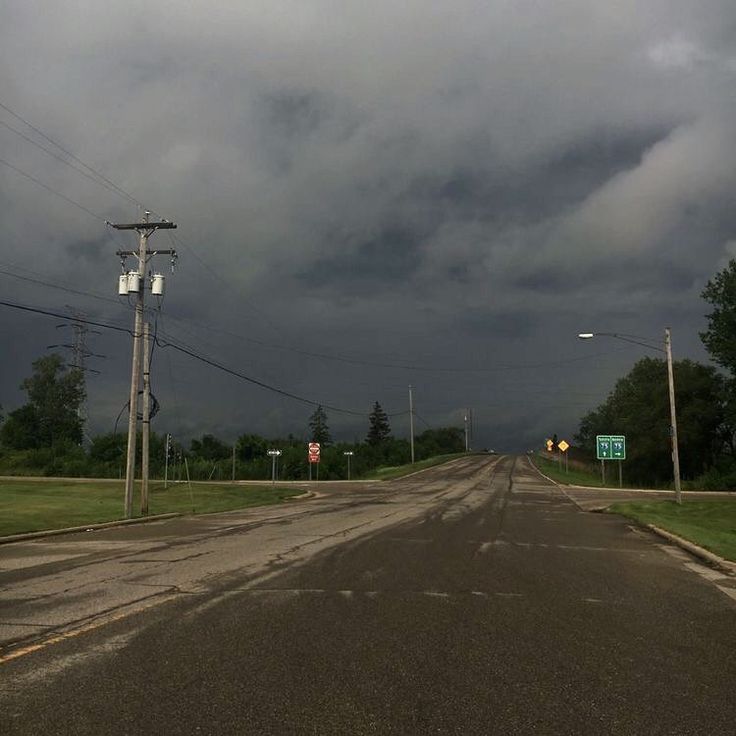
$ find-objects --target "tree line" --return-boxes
[574,258,736,489]
[0,366,465,480]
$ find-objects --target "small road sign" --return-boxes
[267,450,282,457]
[546,439,554,451]
[308,442,321,463]
[558,440,570,453]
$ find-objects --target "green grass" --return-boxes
[608,500,736,562]
[0,479,305,537]
[365,453,468,481]
[531,455,611,487]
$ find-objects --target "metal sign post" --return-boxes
[343,450,354,480]
[308,443,320,482]
[267,450,282,485]
[597,435,626,487]
[557,440,570,473]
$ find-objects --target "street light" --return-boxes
[577,329,682,503]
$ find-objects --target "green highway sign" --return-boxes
[610,435,626,460]
[596,436,611,459]
[596,435,626,460]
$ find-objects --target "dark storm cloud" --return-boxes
[298,226,424,290]
[1,1,735,450]
[64,238,107,265]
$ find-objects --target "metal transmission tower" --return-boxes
[47,308,106,425]
[111,212,177,519]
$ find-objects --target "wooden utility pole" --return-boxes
[665,328,682,504]
[111,213,176,518]
[141,321,151,515]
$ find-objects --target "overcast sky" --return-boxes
[1,1,735,451]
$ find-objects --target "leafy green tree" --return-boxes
[701,259,736,374]
[0,405,41,450]
[575,357,726,485]
[236,433,268,461]
[0,354,84,450]
[89,432,126,463]
[366,401,391,446]
[308,405,331,446]
[415,427,465,459]
[189,433,231,461]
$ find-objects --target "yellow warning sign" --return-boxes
[558,440,570,453]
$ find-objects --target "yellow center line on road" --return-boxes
[0,592,180,666]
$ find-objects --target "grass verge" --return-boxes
[0,479,304,537]
[608,500,736,562]
[365,453,468,481]
[530,455,610,487]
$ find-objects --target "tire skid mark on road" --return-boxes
[0,591,179,665]
[208,587,528,601]
[0,630,138,692]
[0,455,508,664]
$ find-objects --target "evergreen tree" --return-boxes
[366,401,391,446]
[308,404,331,445]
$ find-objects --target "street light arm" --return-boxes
[577,326,681,504]
[578,332,665,353]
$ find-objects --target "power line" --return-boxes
[414,412,433,430]
[161,309,635,374]
[154,334,407,418]
[168,232,289,337]
[0,102,625,378]
[0,297,406,418]
[0,299,132,334]
[0,117,141,206]
[0,97,144,210]
[0,265,124,306]
[0,156,107,222]
[0,252,638,378]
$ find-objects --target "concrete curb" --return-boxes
[0,513,181,545]
[288,490,317,501]
[642,523,736,576]
[528,457,736,573]
[0,485,322,545]
[525,457,589,509]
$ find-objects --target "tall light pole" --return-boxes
[577,330,682,503]
[408,385,415,464]
[464,410,469,452]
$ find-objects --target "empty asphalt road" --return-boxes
[2,455,735,734]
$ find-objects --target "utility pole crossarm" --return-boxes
[116,249,177,257]
[110,222,177,231]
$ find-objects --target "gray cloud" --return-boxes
[0,1,735,451]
